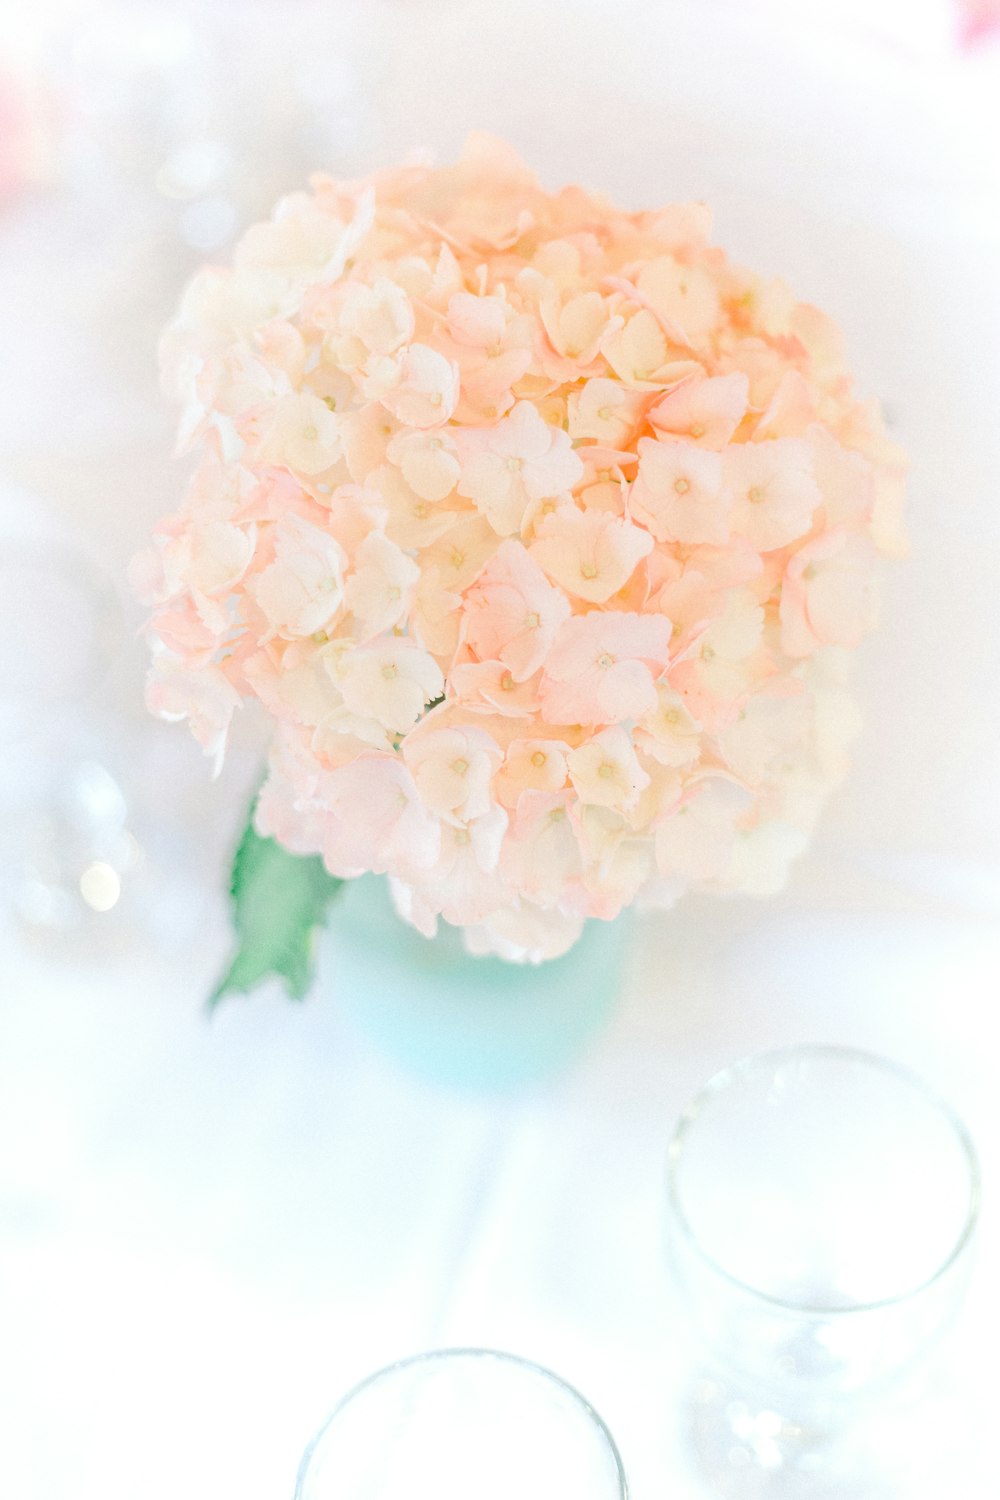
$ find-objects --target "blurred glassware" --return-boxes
[0,535,122,720]
[4,749,140,937]
[42,0,374,388]
[0,526,142,947]
[54,0,371,218]
[294,1348,628,1500]
[665,1046,979,1497]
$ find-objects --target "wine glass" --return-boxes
[294,1348,628,1500]
[665,1045,979,1496]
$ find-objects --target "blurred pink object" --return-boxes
[957,0,1000,45]
[0,66,50,200]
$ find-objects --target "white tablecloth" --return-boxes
[2,871,997,1498]
[1,3,998,1495]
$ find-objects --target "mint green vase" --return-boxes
[321,876,630,1091]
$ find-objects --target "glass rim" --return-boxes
[293,1345,629,1499]
[665,1043,981,1317]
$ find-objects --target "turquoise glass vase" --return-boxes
[321,875,630,1091]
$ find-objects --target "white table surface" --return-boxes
[1,3,998,1496]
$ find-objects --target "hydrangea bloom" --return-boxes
[134,135,906,962]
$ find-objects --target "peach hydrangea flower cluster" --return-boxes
[134,136,906,962]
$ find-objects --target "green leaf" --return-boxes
[210,806,345,1007]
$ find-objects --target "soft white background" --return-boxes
[0,2,998,1496]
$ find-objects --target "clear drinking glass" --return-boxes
[294,1348,629,1500]
[665,1046,979,1496]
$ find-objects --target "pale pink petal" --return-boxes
[463,902,584,963]
[567,377,644,445]
[449,662,543,717]
[780,531,880,657]
[456,401,583,534]
[634,684,703,768]
[568,727,650,811]
[371,464,463,550]
[724,438,821,551]
[339,639,444,731]
[754,371,817,440]
[603,309,670,387]
[146,658,242,773]
[339,276,414,355]
[322,754,440,876]
[461,539,570,680]
[386,428,461,502]
[635,255,720,340]
[648,373,749,449]
[456,452,528,535]
[807,425,875,530]
[257,392,341,475]
[630,438,728,544]
[495,736,572,808]
[247,514,347,638]
[717,688,811,786]
[379,344,460,428]
[541,610,672,726]
[447,291,509,348]
[501,791,584,906]
[541,289,609,362]
[344,531,420,640]
[530,505,652,603]
[402,724,503,823]
[655,776,754,881]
